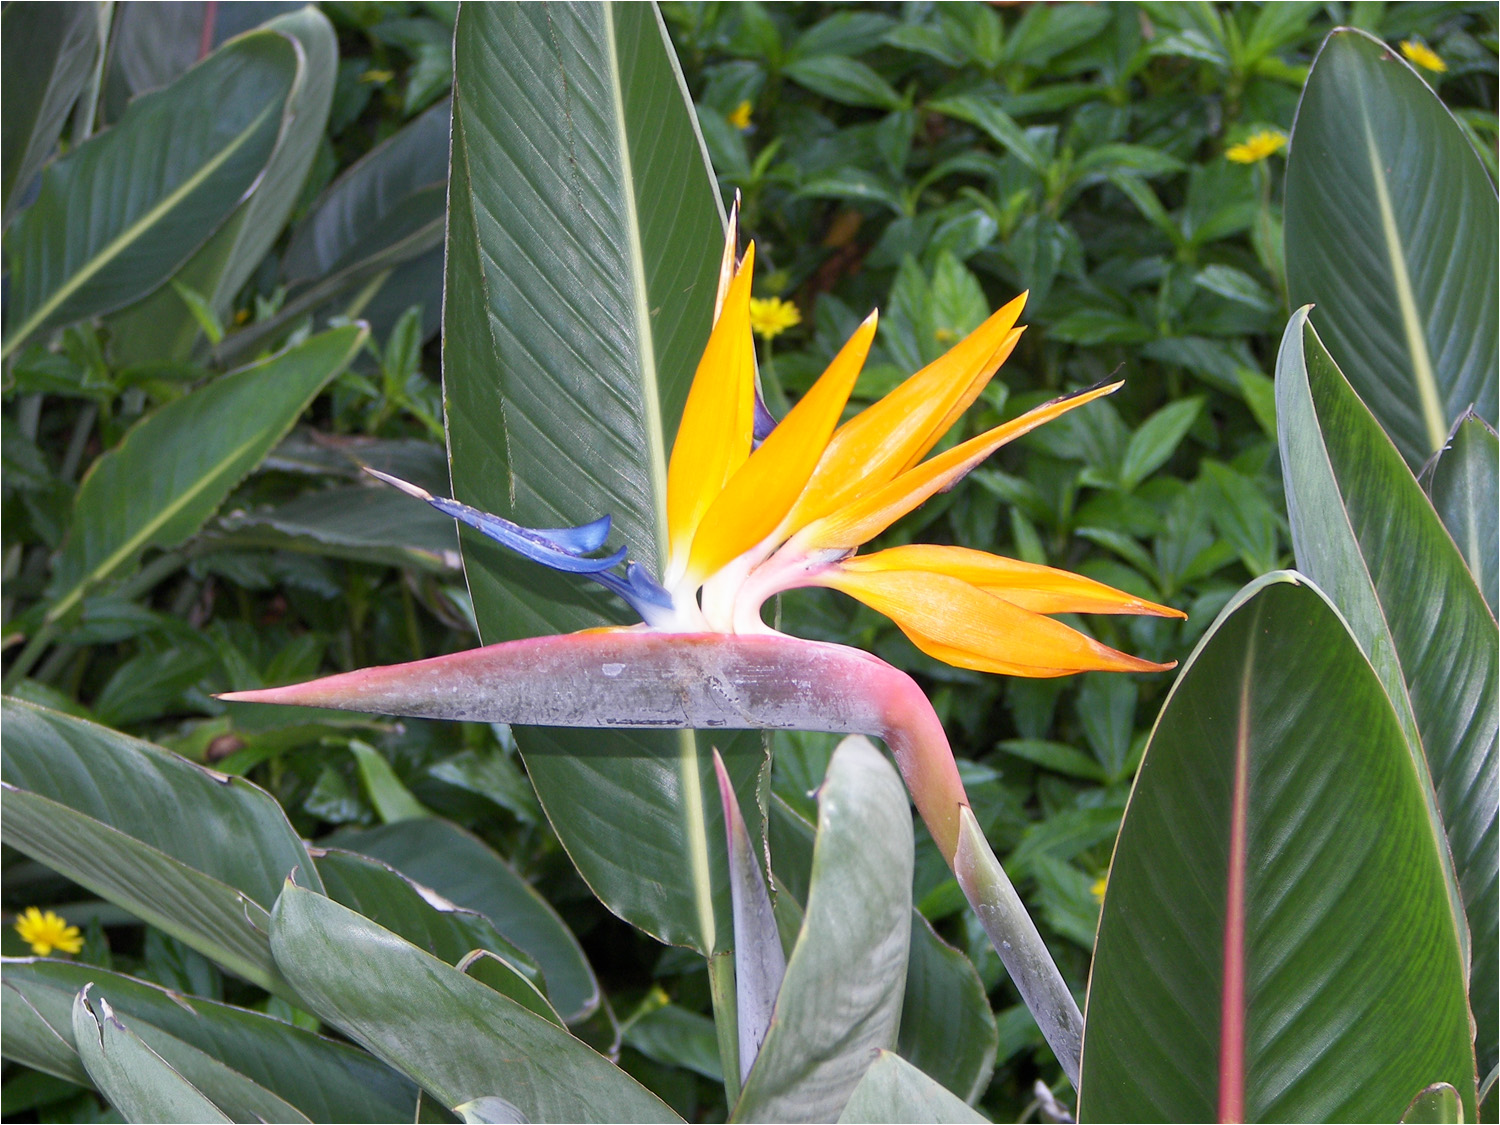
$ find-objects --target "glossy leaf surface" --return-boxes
[732,738,913,1123]
[47,325,366,622]
[1,959,418,1123]
[443,1,738,953]
[1285,28,1498,466]
[1422,410,1499,614]
[1080,574,1475,1122]
[1277,310,1497,1079]
[270,884,681,1122]
[3,24,294,356]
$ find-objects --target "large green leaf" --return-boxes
[1276,308,1497,1079]
[1,1,98,226]
[1079,574,1475,1122]
[46,325,366,623]
[72,989,234,1124]
[1,959,419,1123]
[1421,410,1499,615]
[837,1052,988,1125]
[0,697,320,990]
[2,23,296,358]
[270,883,682,1122]
[732,738,913,1123]
[105,7,337,364]
[325,819,599,1024]
[444,1,748,955]
[1284,28,1498,467]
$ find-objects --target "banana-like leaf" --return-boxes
[1,1,98,226]
[837,1052,989,1125]
[1277,308,1497,1079]
[731,738,913,1123]
[443,1,740,954]
[1403,1083,1463,1124]
[324,818,600,1024]
[270,883,682,1123]
[1,959,419,1123]
[45,325,366,623]
[1285,28,1498,467]
[1,697,320,990]
[1421,410,1499,614]
[1079,573,1475,1122]
[105,6,337,364]
[3,22,297,358]
[72,989,234,1124]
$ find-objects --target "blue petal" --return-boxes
[752,388,777,445]
[534,514,612,554]
[425,495,626,574]
[590,562,677,627]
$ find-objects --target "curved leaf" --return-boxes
[1276,308,1497,1079]
[46,325,366,623]
[444,1,736,953]
[1,1,98,226]
[324,818,599,1024]
[732,737,913,1123]
[899,909,998,1104]
[270,883,682,1123]
[3,24,296,357]
[2,959,419,1123]
[1079,574,1475,1122]
[1285,28,1498,466]
[1421,410,1499,614]
[837,1052,989,1125]
[105,6,337,363]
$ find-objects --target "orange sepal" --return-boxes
[782,293,1028,533]
[815,566,1175,678]
[665,243,757,581]
[842,545,1185,618]
[798,380,1121,551]
[685,312,878,584]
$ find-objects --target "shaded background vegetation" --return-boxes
[3,2,1495,1120]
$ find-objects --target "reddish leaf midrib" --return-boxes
[1219,653,1253,1123]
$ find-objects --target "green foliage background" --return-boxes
[3,3,1495,1121]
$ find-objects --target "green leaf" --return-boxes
[347,739,430,823]
[898,913,997,1105]
[324,818,600,1024]
[444,1,758,956]
[622,1002,723,1083]
[3,23,296,358]
[1079,573,1475,1122]
[1403,1083,1463,1124]
[1276,308,1497,1080]
[270,883,682,1122]
[1,959,420,1123]
[928,96,1046,174]
[1421,410,1498,614]
[0,697,322,990]
[46,325,366,623]
[837,1052,989,1125]
[783,57,903,110]
[1284,28,1498,467]
[1,1,98,226]
[732,737,913,1123]
[72,989,233,1124]
[105,7,337,364]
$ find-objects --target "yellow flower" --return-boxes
[1400,39,1447,73]
[14,907,83,956]
[748,296,801,341]
[727,100,753,130]
[1091,875,1108,902]
[1225,130,1287,164]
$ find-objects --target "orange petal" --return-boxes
[843,545,1185,618]
[782,293,1027,533]
[686,311,878,585]
[665,243,757,583]
[712,198,741,325]
[815,566,1175,678]
[798,381,1122,551]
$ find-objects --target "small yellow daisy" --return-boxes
[727,100,753,130]
[1226,129,1288,165]
[1400,39,1447,74]
[1090,875,1108,903]
[14,907,83,956]
[748,296,801,341]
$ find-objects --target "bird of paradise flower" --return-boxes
[224,216,1183,1084]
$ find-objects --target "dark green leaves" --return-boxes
[1080,575,1475,1122]
[1285,28,1498,467]
[1422,411,1499,614]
